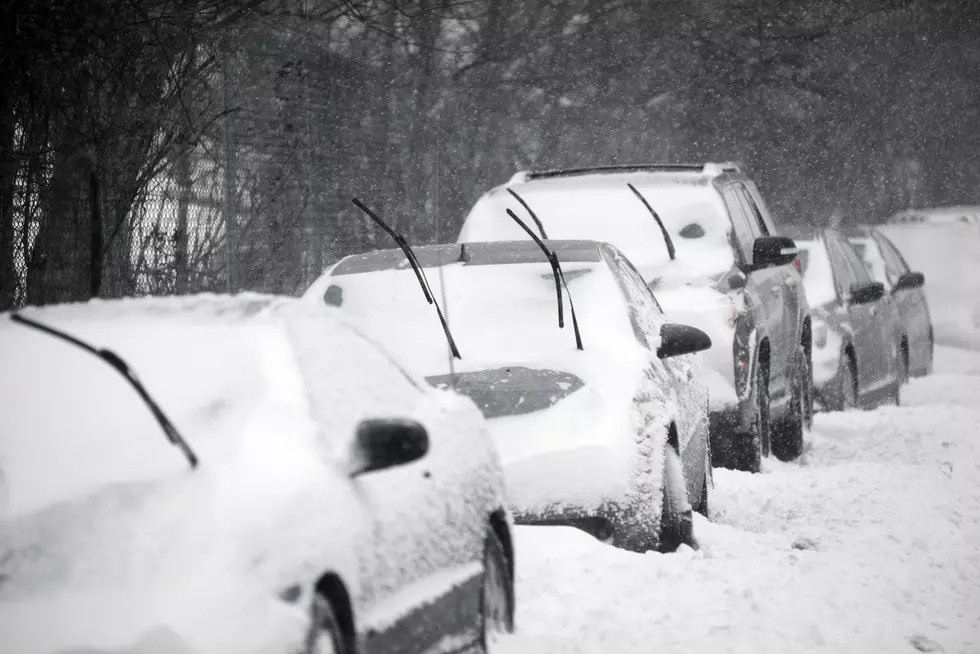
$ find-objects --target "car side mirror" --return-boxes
[350,418,429,476]
[657,323,712,359]
[751,235,799,269]
[893,271,925,292]
[849,281,885,305]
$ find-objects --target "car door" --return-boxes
[873,229,931,372]
[727,184,789,396]
[826,232,896,395]
[603,244,706,502]
[285,315,483,650]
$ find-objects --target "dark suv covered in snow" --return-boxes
[458,163,813,473]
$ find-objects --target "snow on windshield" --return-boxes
[796,239,837,307]
[326,259,638,378]
[461,176,735,281]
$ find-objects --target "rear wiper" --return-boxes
[506,188,549,239]
[352,198,461,359]
[627,183,676,261]
[504,208,583,350]
[10,313,199,469]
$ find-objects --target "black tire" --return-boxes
[736,361,769,473]
[304,593,349,654]
[772,350,806,462]
[481,529,514,652]
[695,442,711,518]
[839,354,858,411]
[659,446,697,552]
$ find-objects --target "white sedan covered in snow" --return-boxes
[305,239,713,553]
[0,296,513,654]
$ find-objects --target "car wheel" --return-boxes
[481,529,514,652]
[803,350,814,430]
[772,350,806,462]
[304,593,348,654]
[695,445,711,518]
[737,361,769,473]
[840,354,858,410]
[659,445,696,552]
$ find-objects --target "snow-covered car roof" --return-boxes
[307,240,651,380]
[0,295,439,653]
[459,172,735,282]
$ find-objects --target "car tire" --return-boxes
[304,592,348,654]
[696,442,711,518]
[736,361,769,474]
[839,354,858,411]
[772,350,807,462]
[659,445,696,552]
[481,529,514,652]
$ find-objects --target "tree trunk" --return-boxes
[174,148,191,294]
[0,87,15,310]
[88,171,102,297]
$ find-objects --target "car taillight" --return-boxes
[793,256,803,274]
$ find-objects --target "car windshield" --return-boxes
[325,257,638,377]
[462,179,735,282]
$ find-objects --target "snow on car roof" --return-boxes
[309,246,649,385]
[0,294,400,519]
[332,239,603,276]
[460,172,735,279]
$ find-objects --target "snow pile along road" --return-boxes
[501,346,980,654]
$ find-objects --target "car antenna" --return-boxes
[9,313,199,469]
[627,183,675,261]
[504,208,583,350]
[506,188,549,239]
[351,198,461,359]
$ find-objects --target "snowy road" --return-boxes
[502,346,980,654]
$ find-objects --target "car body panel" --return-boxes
[0,296,507,654]
[458,168,808,468]
[304,240,710,551]
[791,232,903,409]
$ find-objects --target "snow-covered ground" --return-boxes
[501,345,980,654]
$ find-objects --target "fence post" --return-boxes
[221,50,237,293]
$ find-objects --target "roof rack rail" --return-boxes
[507,162,741,183]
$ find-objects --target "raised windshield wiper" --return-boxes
[627,183,676,261]
[504,208,583,350]
[506,188,549,239]
[352,198,461,359]
[10,313,199,469]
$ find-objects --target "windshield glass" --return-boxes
[461,178,735,282]
[325,258,637,377]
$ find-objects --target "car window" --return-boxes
[600,244,665,348]
[735,184,770,236]
[873,232,910,286]
[823,233,857,297]
[828,232,873,291]
[743,181,780,235]
[720,185,755,264]
[284,314,422,453]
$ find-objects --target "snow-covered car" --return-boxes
[458,164,812,473]
[0,296,514,654]
[782,227,905,410]
[846,227,933,377]
[304,239,713,553]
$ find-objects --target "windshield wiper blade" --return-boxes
[627,183,676,261]
[506,188,549,239]
[10,313,199,469]
[504,208,583,350]
[352,198,461,359]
